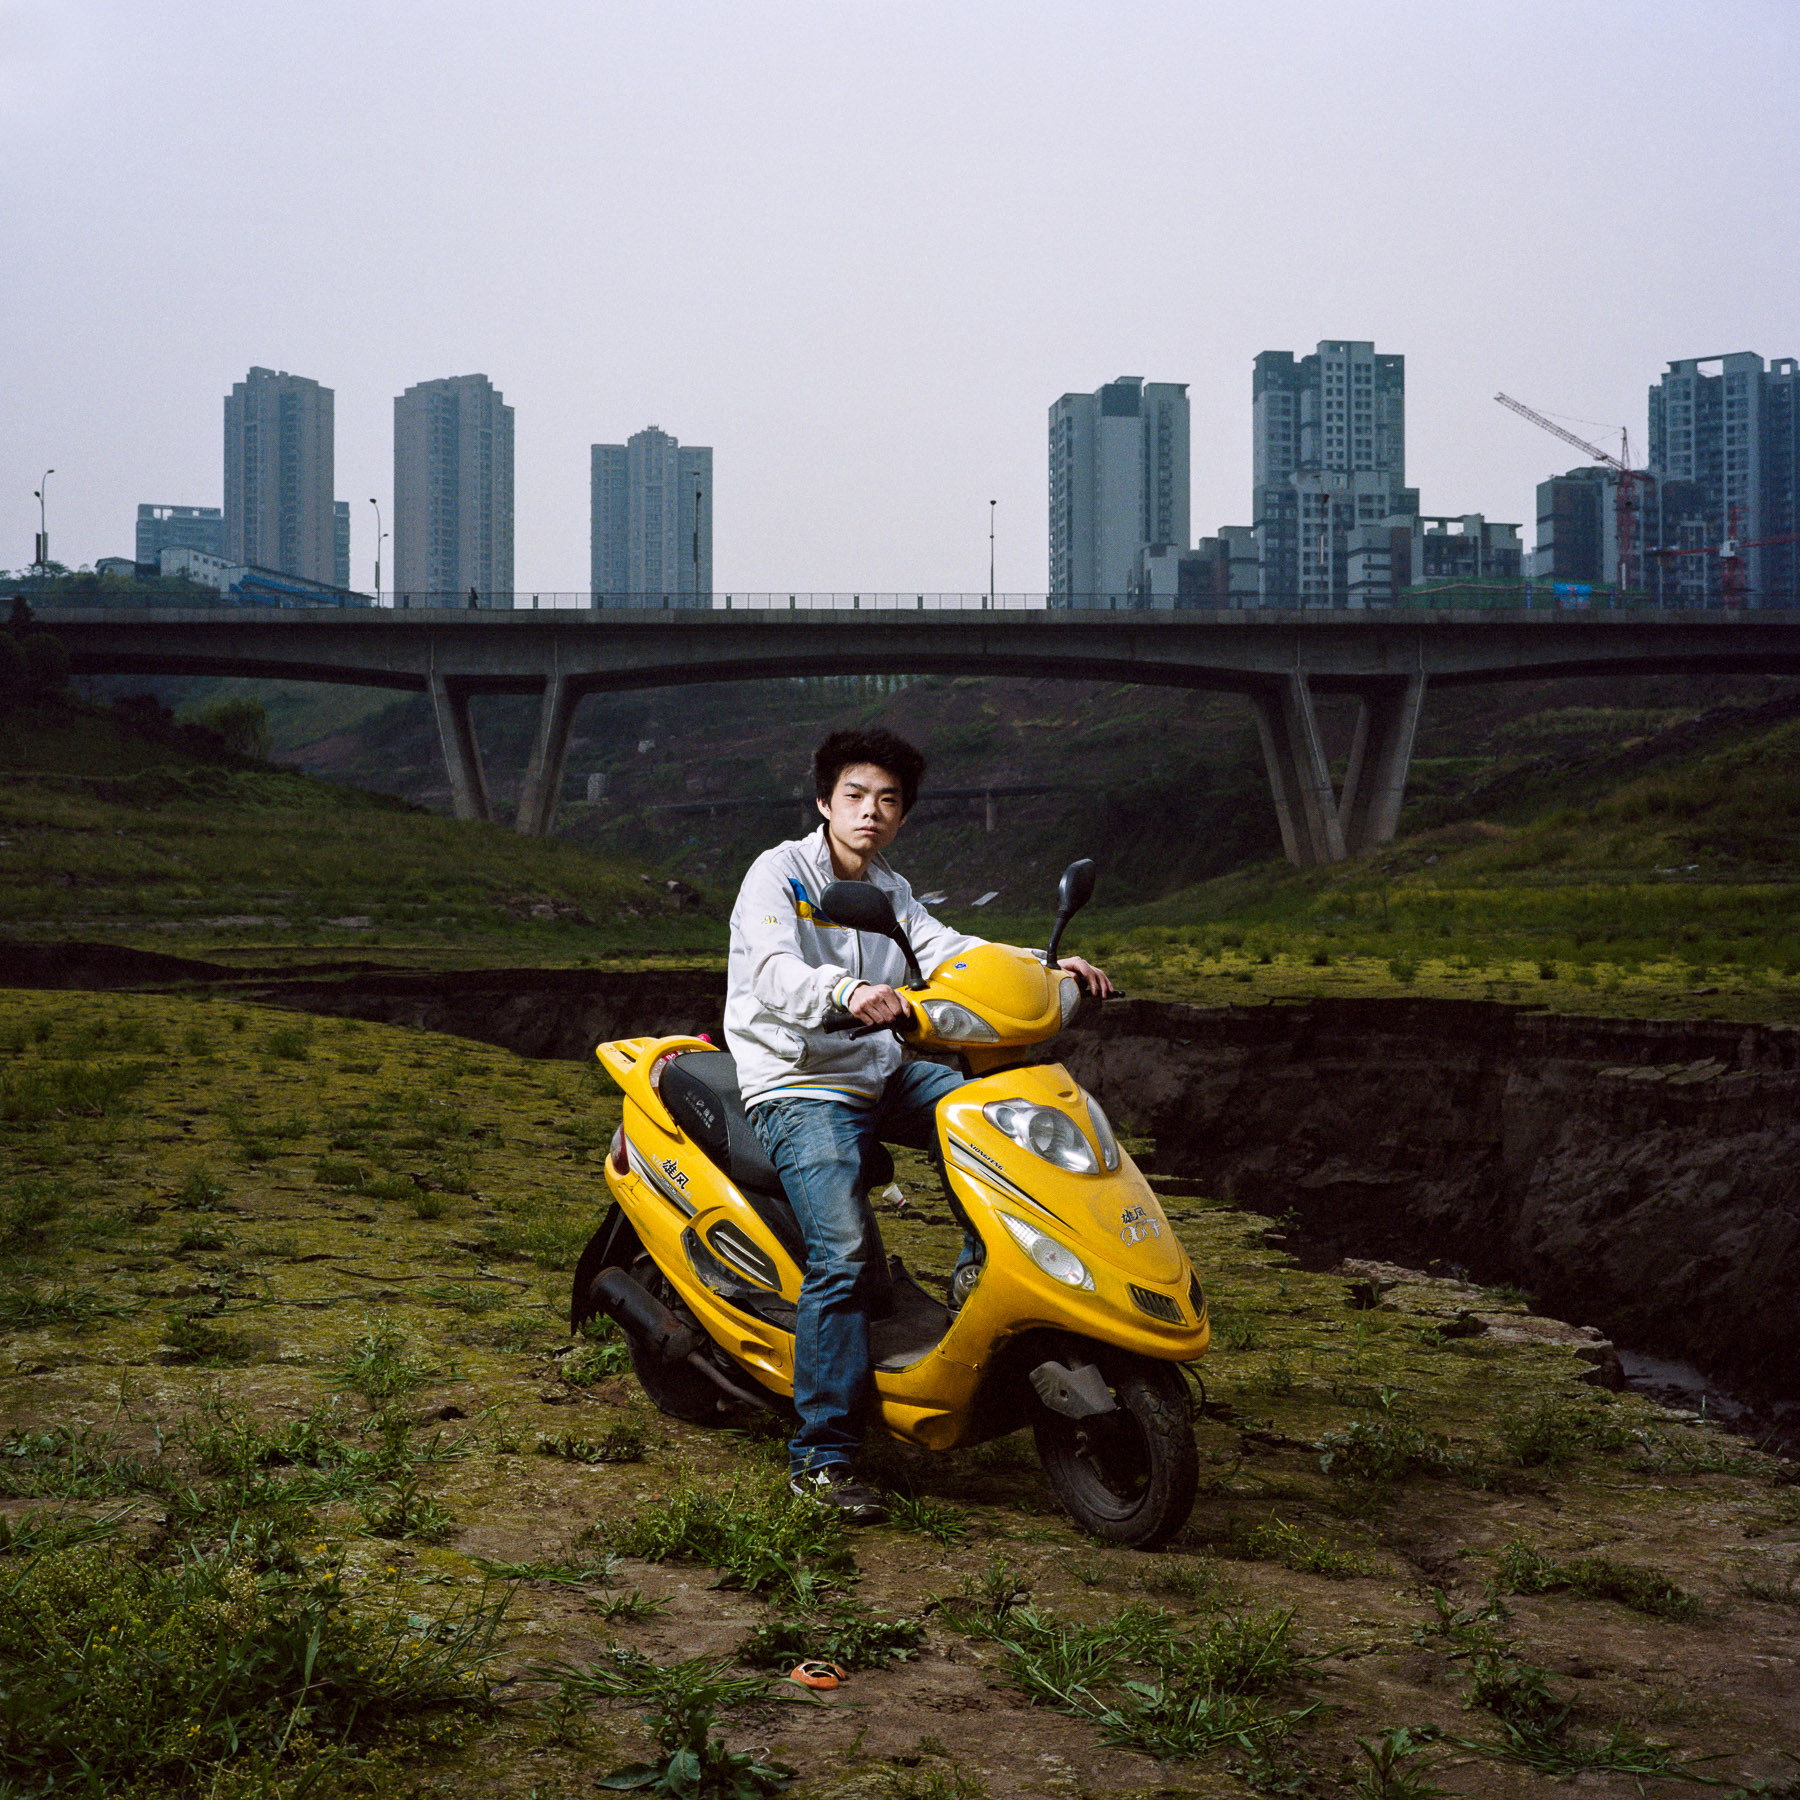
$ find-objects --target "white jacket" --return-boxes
[725,827,983,1109]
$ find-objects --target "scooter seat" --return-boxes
[658,1051,808,1266]
[659,1050,897,1275]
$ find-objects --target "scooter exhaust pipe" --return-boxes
[588,1266,779,1413]
[588,1266,701,1362]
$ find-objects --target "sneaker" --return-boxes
[789,1465,888,1523]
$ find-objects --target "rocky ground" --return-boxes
[2,989,1796,1798]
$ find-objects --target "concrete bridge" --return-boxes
[37,604,1800,866]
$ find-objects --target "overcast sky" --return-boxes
[4,0,1796,595]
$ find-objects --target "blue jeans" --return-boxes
[751,1061,966,1475]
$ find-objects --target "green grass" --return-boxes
[965,1600,1318,1762]
[1236,1514,1377,1579]
[603,1477,856,1605]
[0,693,723,963]
[738,1606,927,1672]
[0,1531,505,1796]
[1494,1539,1701,1620]
[538,1649,795,1797]
[534,1422,648,1464]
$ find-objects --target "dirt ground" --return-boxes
[1,989,1795,1797]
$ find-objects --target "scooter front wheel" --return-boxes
[1033,1357,1198,1549]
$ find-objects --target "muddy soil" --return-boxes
[2,990,1797,1798]
[1054,996,1800,1415]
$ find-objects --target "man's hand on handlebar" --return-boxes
[1059,955,1115,999]
[846,982,909,1026]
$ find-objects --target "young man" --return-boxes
[724,727,1111,1518]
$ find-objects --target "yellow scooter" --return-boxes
[570,861,1210,1546]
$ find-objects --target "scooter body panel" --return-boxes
[596,1031,1208,1454]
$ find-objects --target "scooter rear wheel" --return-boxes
[1033,1357,1198,1549]
[624,1260,738,1425]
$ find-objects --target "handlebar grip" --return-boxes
[822,1004,917,1040]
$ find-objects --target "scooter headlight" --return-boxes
[917,999,999,1043]
[983,1100,1098,1174]
[1083,1091,1121,1172]
[998,1212,1095,1290]
[1058,973,1081,1026]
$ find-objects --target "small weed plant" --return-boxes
[883,1759,988,1800]
[593,1588,669,1623]
[1239,1514,1375,1578]
[1496,1395,1629,1470]
[1493,1538,1700,1620]
[536,1421,649,1464]
[960,1600,1317,1762]
[738,1605,926,1672]
[539,1650,794,1797]
[338,1317,438,1403]
[161,1309,262,1365]
[1351,1725,1448,1799]
[604,1478,855,1605]
[885,1492,970,1544]
[359,1470,455,1542]
[1319,1394,1461,1486]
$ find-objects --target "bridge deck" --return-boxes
[36,605,1800,864]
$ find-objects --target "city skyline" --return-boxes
[89,334,1800,609]
[5,5,1796,592]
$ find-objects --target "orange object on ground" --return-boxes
[788,1660,847,1690]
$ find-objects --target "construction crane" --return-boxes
[1650,501,1800,606]
[1495,392,1655,591]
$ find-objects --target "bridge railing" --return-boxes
[340,584,1800,614]
[388,591,1053,610]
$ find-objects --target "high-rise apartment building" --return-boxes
[1253,341,1411,607]
[1048,378,1189,605]
[1649,353,1800,605]
[393,375,515,605]
[136,504,224,566]
[589,427,712,605]
[223,368,337,585]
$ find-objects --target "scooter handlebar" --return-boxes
[821,1003,914,1041]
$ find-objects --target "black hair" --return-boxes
[812,727,927,816]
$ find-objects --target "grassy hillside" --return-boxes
[10,667,1800,1022]
[0,695,721,965]
[89,672,402,752]
[284,673,1286,903]
[1016,698,1800,1024]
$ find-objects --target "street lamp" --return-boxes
[988,499,996,610]
[368,498,386,605]
[33,469,54,569]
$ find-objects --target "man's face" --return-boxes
[817,762,905,863]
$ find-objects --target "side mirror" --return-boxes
[1058,859,1097,916]
[1044,858,1097,968]
[819,880,923,985]
[819,881,897,935]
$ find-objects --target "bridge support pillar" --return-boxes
[516,675,579,838]
[428,675,491,824]
[1248,673,1346,867]
[1338,673,1426,855]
